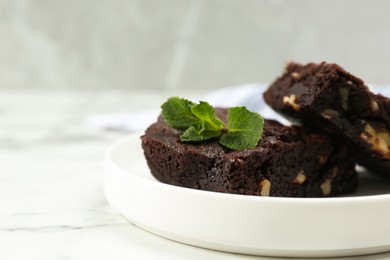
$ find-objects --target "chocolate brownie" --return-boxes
[141,109,357,197]
[263,62,390,175]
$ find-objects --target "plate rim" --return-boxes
[106,133,390,204]
[104,133,390,257]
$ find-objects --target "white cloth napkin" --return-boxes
[88,110,160,133]
[87,83,389,132]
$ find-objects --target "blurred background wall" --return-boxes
[1,0,390,90]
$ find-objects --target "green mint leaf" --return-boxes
[161,97,199,130]
[191,101,226,131]
[180,124,221,142]
[180,101,225,142]
[219,106,264,150]
[160,97,264,150]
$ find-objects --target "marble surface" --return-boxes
[1,89,390,260]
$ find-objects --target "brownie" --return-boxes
[141,109,357,197]
[263,62,390,175]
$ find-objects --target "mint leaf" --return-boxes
[219,107,264,150]
[180,124,221,142]
[180,102,225,142]
[191,101,226,131]
[160,97,264,150]
[161,97,199,130]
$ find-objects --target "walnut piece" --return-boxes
[291,72,301,79]
[292,170,306,184]
[360,123,390,158]
[259,178,271,196]
[282,94,300,111]
[371,100,379,112]
[331,167,338,178]
[320,179,332,196]
[319,154,328,165]
[321,109,340,119]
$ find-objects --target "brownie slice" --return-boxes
[263,62,390,175]
[141,109,357,197]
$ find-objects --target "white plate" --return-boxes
[104,133,390,258]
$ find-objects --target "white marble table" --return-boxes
[1,89,389,260]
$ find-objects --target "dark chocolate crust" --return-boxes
[264,62,390,175]
[141,109,357,197]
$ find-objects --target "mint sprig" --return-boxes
[161,97,264,150]
[219,106,264,150]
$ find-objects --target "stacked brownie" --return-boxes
[264,62,390,175]
[141,61,388,197]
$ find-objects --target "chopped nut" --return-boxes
[259,178,271,196]
[282,94,300,111]
[319,154,328,165]
[347,80,353,85]
[331,167,338,178]
[360,123,390,158]
[371,100,379,112]
[321,109,340,119]
[339,88,349,111]
[291,72,301,79]
[292,170,306,184]
[320,179,332,196]
[284,61,293,73]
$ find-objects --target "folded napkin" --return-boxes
[87,84,388,132]
[88,110,160,133]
